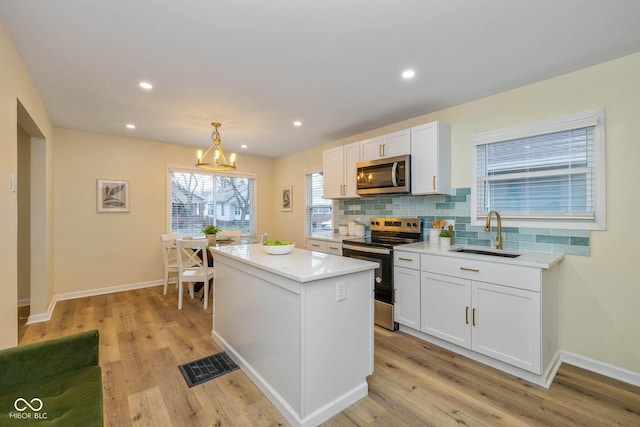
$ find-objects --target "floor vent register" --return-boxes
[178,352,239,387]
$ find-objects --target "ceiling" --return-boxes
[2,1,640,158]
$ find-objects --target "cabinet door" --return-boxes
[472,281,541,373]
[360,130,411,161]
[410,122,451,195]
[394,266,420,329]
[322,146,345,199]
[382,129,411,158]
[359,136,383,161]
[343,142,360,198]
[421,272,471,349]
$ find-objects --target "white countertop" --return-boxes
[211,243,377,283]
[397,243,564,269]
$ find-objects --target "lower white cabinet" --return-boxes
[306,238,343,256]
[421,271,540,373]
[396,251,560,387]
[421,273,471,348]
[394,251,421,329]
[472,281,540,373]
[394,267,421,329]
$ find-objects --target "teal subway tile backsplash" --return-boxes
[536,235,570,245]
[570,236,589,246]
[334,188,591,256]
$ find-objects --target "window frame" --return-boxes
[471,108,606,230]
[166,165,258,238]
[305,168,333,237]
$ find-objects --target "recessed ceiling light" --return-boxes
[241,144,248,149]
[293,121,302,127]
[126,124,136,129]
[138,81,153,90]
[401,69,415,79]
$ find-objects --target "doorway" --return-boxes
[17,100,47,339]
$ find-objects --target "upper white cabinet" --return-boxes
[360,129,410,161]
[323,142,360,199]
[410,122,451,195]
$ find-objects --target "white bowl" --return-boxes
[261,243,295,255]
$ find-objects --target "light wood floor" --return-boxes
[19,286,640,426]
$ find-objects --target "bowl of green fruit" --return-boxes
[261,240,295,255]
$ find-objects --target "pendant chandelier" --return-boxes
[196,122,237,171]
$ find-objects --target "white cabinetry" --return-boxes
[410,122,451,195]
[307,238,343,256]
[419,253,547,375]
[421,272,471,348]
[472,281,541,373]
[393,251,421,329]
[360,129,410,161]
[323,142,360,199]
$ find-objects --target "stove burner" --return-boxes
[342,217,423,249]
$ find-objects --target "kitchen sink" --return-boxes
[450,247,521,258]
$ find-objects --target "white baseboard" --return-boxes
[560,350,640,387]
[26,280,163,325]
[18,299,30,308]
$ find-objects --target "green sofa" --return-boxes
[0,330,103,426]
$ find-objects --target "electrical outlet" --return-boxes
[336,281,346,301]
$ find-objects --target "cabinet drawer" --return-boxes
[307,239,327,252]
[325,242,343,256]
[420,254,541,292]
[395,251,420,270]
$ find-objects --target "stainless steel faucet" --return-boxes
[484,210,503,250]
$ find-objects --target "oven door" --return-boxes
[342,244,398,331]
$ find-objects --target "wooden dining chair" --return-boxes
[160,233,179,295]
[176,239,214,309]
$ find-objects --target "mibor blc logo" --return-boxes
[9,397,48,420]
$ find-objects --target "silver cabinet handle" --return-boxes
[398,257,414,262]
[460,267,480,272]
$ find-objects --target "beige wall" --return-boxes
[52,128,274,295]
[272,53,640,374]
[0,19,54,349]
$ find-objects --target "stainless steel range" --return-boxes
[342,217,423,331]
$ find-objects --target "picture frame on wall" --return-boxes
[97,179,130,213]
[281,186,292,212]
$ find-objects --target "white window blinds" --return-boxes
[305,171,332,237]
[168,168,256,238]
[472,109,605,229]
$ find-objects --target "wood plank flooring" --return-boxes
[18,286,640,426]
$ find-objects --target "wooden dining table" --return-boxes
[193,238,237,297]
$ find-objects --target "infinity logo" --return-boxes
[14,397,43,412]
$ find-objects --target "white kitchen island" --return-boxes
[209,244,377,427]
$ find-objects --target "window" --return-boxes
[305,170,332,237]
[168,167,256,238]
[472,108,605,230]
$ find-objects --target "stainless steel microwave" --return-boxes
[356,155,410,195]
